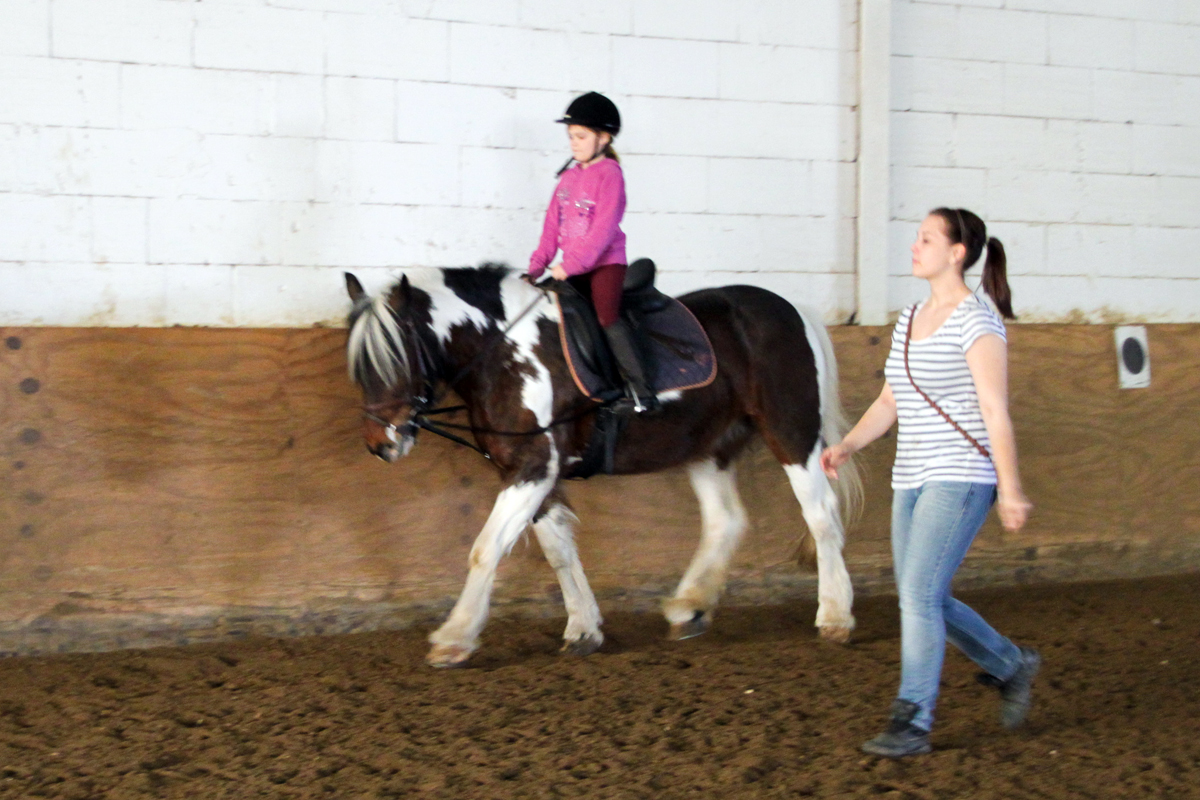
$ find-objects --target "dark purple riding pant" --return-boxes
[570,263,626,327]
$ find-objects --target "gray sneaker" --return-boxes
[861,699,932,758]
[978,646,1041,729]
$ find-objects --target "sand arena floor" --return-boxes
[1,573,1197,799]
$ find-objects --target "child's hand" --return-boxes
[551,264,568,281]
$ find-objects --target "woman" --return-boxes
[528,91,655,412]
[820,208,1039,758]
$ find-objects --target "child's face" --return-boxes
[567,125,608,163]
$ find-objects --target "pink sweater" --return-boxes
[528,158,627,278]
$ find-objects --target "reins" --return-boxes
[902,304,992,460]
[363,407,493,458]
[363,284,607,460]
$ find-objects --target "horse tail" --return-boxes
[796,306,863,528]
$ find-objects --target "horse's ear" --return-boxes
[398,274,412,306]
[345,272,366,303]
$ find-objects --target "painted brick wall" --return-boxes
[3,1,1196,327]
[0,0,859,326]
[890,0,1200,322]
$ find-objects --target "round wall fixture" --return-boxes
[1114,326,1150,389]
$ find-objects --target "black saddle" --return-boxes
[544,259,717,479]
[621,257,672,314]
[550,257,669,399]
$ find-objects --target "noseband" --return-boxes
[362,410,417,440]
[363,403,492,459]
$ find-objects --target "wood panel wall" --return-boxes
[1,324,1197,654]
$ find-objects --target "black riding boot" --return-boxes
[603,319,659,413]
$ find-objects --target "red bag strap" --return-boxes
[903,305,992,460]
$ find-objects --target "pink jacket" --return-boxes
[528,158,627,278]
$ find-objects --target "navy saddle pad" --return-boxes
[550,259,717,400]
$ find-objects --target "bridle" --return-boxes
[360,287,604,461]
[360,305,491,457]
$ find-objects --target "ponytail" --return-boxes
[981,237,1013,319]
[931,207,1015,319]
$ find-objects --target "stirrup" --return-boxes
[629,387,660,415]
[610,390,658,416]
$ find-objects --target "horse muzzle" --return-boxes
[372,439,411,463]
[365,417,417,463]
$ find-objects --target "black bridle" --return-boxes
[361,287,607,461]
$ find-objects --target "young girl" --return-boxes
[821,208,1039,758]
[528,92,655,411]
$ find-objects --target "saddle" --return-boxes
[545,259,717,479]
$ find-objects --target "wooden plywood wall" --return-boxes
[1,325,1197,653]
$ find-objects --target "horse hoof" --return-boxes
[560,633,603,657]
[668,612,711,641]
[818,624,853,644]
[426,643,473,668]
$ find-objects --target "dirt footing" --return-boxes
[2,573,1198,799]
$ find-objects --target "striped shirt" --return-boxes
[884,294,1006,489]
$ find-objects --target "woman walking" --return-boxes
[821,208,1039,757]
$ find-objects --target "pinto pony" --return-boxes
[345,265,860,667]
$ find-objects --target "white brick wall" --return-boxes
[890,0,1200,322]
[1,0,50,58]
[0,0,860,326]
[1,0,1195,327]
[51,0,193,66]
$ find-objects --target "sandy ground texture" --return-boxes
[1,573,1198,799]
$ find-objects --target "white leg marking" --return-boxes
[784,449,855,637]
[665,459,749,625]
[428,476,556,664]
[532,502,604,652]
[427,277,563,666]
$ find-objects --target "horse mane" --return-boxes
[345,263,518,388]
[440,262,514,323]
[346,292,409,389]
[447,262,512,280]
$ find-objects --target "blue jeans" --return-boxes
[892,481,1022,732]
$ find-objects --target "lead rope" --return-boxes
[903,305,992,460]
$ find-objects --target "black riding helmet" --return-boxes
[556,92,621,135]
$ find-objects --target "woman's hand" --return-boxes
[551,264,569,281]
[817,384,897,482]
[819,443,853,481]
[996,489,1033,532]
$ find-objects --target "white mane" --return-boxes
[346,293,409,388]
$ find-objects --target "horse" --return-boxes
[344,264,861,668]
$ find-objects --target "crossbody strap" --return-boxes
[903,305,992,460]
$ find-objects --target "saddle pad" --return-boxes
[554,294,718,399]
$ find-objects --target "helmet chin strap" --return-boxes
[557,131,610,175]
[580,133,609,165]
